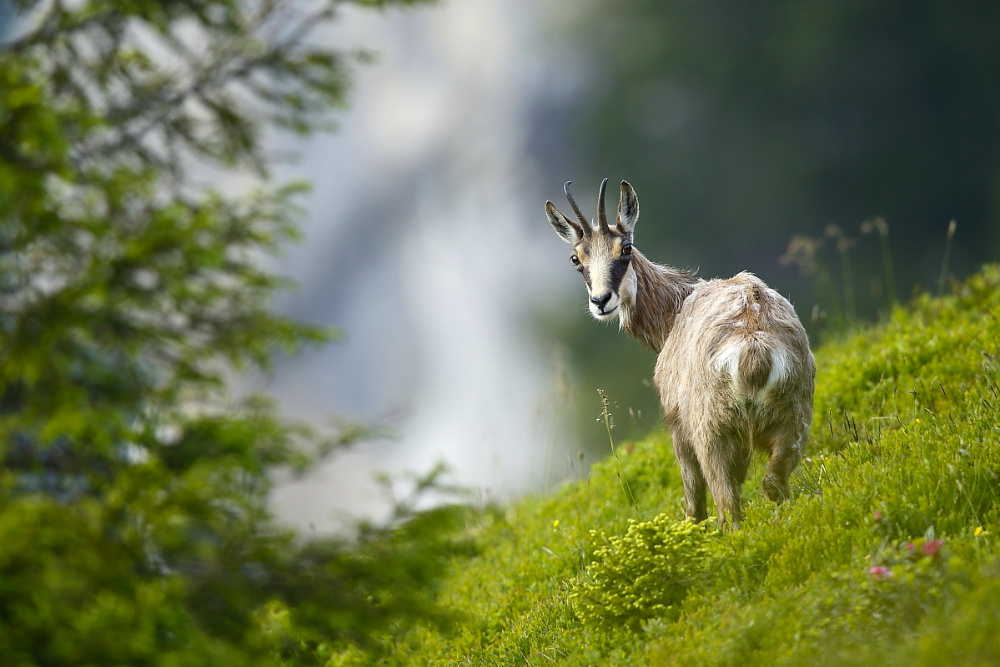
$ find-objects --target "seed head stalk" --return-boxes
[938,219,957,296]
[598,389,639,516]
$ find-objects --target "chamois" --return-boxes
[545,179,815,528]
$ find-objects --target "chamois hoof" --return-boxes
[761,474,789,503]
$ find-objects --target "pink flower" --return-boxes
[873,511,884,522]
[922,539,943,557]
[868,565,893,580]
[904,541,916,552]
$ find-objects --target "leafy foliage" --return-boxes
[571,515,716,632]
[0,1,447,664]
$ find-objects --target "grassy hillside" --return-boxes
[335,265,1000,666]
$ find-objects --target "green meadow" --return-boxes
[327,264,1000,666]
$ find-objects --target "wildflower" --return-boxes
[922,539,943,557]
[975,526,987,537]
[868,565,892,580]
[873,511,884,522]
[904,542,916,552]
[552,519,560,528]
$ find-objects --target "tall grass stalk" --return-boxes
[826,225,857,325]
[841,250,856,323]
[862,217,897,310]
[597,389,639,516]
[780,235,843,329]
[938,219,957,295]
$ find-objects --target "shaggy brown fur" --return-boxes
[546,180,815,528]
[618,249,695,351]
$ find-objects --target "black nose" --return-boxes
[590,293,612,310]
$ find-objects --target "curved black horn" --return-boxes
[597,178,610,232]
[563,181,591,233]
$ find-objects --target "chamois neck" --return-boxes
[619,250,696,351]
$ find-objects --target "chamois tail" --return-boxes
[738,336,774,394]
[715,283,790,397]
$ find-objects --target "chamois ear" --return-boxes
[545,201,583,244]
[617,181,639,236]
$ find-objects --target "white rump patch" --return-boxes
[767,346,791,389]
[713,341,743,383]
[714,341,793,398]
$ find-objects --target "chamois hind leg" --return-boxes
[671,429,707,522]
[761,426,804,503]
[700,433,751,530]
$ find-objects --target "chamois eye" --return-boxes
[622,244,633,257]
[570,254,581,266]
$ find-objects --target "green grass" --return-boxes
[331,264,1000,666]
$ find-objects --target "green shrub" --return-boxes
[570,515,717,631]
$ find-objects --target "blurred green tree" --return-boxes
[0,1,457,664]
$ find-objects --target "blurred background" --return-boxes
[262,0,1000,531]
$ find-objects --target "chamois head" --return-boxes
[545,178,640,321]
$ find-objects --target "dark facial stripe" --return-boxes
[608,256,631,294]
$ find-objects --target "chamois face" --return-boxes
[565,228,633,320]
[545,179,640,321]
